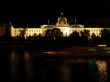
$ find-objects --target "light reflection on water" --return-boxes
[24,51,34,82]
[10,50,108,82]
[60,64,71,82]
[96,60,108,82]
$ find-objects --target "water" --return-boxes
[0,48,109,82]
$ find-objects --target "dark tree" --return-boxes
[45,29,52,38]
[33,33,37,37]
[45,28,63,40]
[69,31,80,44]
[80,30,90,44]
[100,29,110,44]
[84,30,90,38]
[91,33,101,45]
[51,28,63,40]
[19,28,26,38]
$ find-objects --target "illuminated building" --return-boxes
[10,12,109,38]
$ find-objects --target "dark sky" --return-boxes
[0,0,110,26]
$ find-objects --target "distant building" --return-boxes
[0,25,5,37]
[0,21,11,37]
[10,12,109,38]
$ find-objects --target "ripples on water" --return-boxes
[0,49,109,82]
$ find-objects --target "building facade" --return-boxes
[10,13,109,38]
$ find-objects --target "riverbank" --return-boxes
[0,41,109,51]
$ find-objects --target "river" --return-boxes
[0,48,109,82]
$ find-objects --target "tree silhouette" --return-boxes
[100,29,110,44]
[19,28,26,38]
[45,29,52,38]
[69,31,80,44]
[45,28,63,39]
[84,30,90,38]
[91,33,101,45]
[80,30,90,44]
[51,28,63,39]
[33,33,37,36]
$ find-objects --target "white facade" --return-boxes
[10,13,109,38]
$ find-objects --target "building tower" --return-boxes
[56,12,68,26]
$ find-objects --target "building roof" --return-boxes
[56,12,68,26]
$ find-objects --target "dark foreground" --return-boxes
[0,46,110,82]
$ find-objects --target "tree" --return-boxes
[45,29,52,37]
[19,28,26,38]
[51,28,63,39]
[68,31,80,45]
[80,30,90,44]
[91,33,101,44]
[100,29,110,44]
[84,29,90,38]
[70,31,80,37]
[45,28,63,40]
[33,33,37,36]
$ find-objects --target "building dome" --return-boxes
[56,12,68,26]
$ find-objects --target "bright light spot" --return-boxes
[98,44,107,47]
[63,27,70,36]
[88,48,96,51]
[43,51,56,54]
[43,51,70,55]
[106,51,110,53]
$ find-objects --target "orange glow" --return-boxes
[11,51,16,62]
[43,51,56,54]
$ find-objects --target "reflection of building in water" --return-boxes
[9,12,110,38]
[24,51,33,79]
[96,60,107,82]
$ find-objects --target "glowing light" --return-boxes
[43,51,70,55]
[98,44,107,47]
[11,51,16,62]
[10,13,106,38]
[43,51,56,54]
[96,60,107,82]
[106,51,110,53]
[63,27,71,36]
[88,48,96,51]
[103,48,110,50]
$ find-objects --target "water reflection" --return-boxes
[10,50,108,82]
[10,51,18,80]
[0,49,11,82]
[24,51,33,82]
[88,60,99,82]
[10,50,26,82]
[96,60,107,82]
[60,64,71,82]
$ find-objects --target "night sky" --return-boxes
[0,0,110,26]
